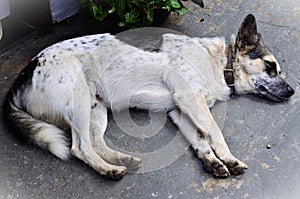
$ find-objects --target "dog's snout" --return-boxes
[286,84,295,97]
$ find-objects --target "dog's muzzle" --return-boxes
[257,82,295,102]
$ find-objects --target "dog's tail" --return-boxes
[3,95,70,160]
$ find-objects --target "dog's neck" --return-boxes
[224,44,235,95]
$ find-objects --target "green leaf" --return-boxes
[89,3,109,21]
[146,9,154,22]
[170,0,181,9]
[108,6,116,14]
[191,0,204,8]
[165,5,172,11]
[119,9,143,29]
[118,21,125,27]
[124,9,140,24]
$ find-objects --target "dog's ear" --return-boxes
[236,14,259,51]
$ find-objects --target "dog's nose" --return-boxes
[286,84,295,97]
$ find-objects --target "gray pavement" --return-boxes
[0,0,300,198]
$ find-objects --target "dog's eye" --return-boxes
[264,60,277,76]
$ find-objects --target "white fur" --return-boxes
[34,123,70,159]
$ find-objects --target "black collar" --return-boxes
[224,44,235,95]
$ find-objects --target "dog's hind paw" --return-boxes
[106,166,127,180]
[226,160,248,175]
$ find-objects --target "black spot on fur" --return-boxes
[81,40,87,44]
[38,53,45,58]
[3,58,39,141]
[44,74,50,79]
[91,103,97,109]
[95,94,103,101]
[264,60,277,76]
[58,76,63,83]
[246,43,268,59]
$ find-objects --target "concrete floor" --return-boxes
[1,0,300,198]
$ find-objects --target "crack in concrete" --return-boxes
[258,20,300,32]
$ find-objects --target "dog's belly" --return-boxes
[105,85,175,112]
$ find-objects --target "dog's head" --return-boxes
[233,14,294,101]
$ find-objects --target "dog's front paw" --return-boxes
[226,160,248,175]
[202,158,230,178]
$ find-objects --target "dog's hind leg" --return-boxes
[169,109,230,177]
[90,98,142,171]
[68,76,126,180]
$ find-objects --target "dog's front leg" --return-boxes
[172,92,248,176]
[169,109,230,177]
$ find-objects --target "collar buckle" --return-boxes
[224,45,236,95]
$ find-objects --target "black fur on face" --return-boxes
[245,38,268,60]
[264,60,278,77]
